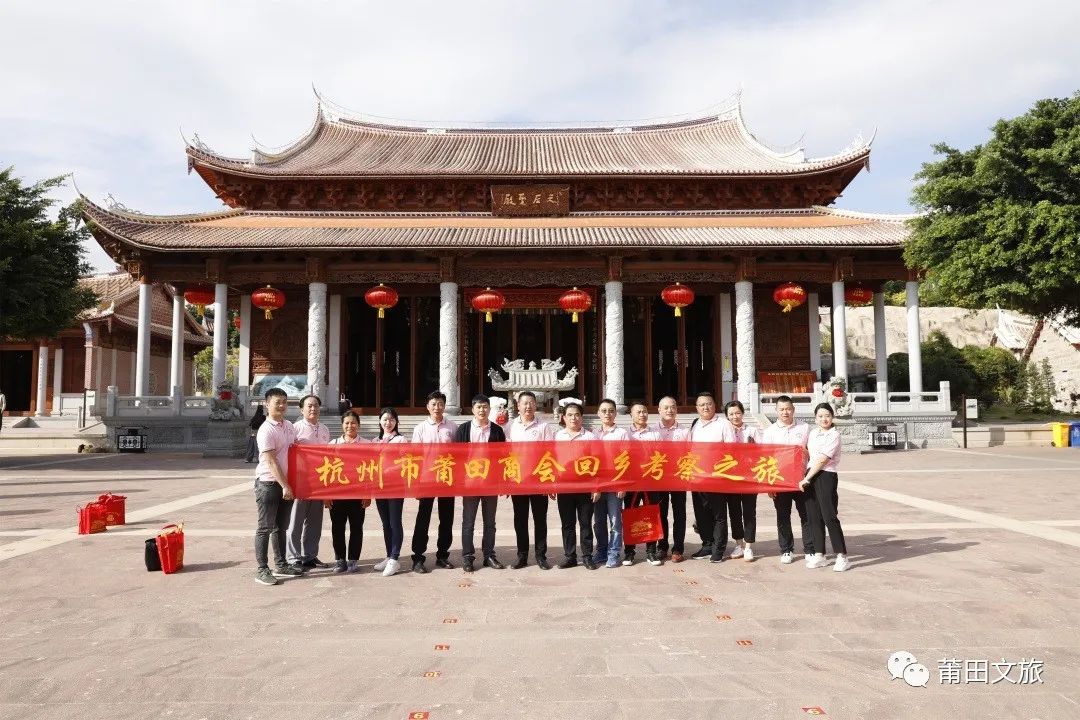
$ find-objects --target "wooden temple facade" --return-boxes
[81,97,923,417]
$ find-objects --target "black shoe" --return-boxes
[537,557,552,570]
[646,551,663,566]
[333,560,348,573]
[558,557,578,569]
[412,561,429,574]
[710,554,724,563]
[435,558,455,570]
[272,564,303,578]
[290,562,308,573]
[463,559,475,573]
[583,557,598,570]
[483,556,505,570]
[622,552,635,566]
[691,547,712,560]
[511,555,528,569]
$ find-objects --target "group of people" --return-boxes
[251,386,850,587]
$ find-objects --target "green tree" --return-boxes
[0,168,97,339]
[959,345,1021,405]
[905,93,1080,323]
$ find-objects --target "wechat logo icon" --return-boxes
[888,651,930,687]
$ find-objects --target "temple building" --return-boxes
[78,94,954,448]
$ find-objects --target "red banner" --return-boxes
[289,441,806,500]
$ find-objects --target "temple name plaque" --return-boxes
[491,184,570,216]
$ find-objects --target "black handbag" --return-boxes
[144,537,162,571]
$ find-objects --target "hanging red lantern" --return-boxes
[844,285,874,306]
[471,287,506,323]
[364,283,399,319]
[558,287,592,323]
[661,282,695,317]
[251,285,286,320]
[232,315,241,330]
[183,285,215,317]
[772,282,806,313]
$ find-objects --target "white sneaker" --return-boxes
[729,544,744,559]
[382,558,400,577]
[373,558,388,572]
[805,553,829,569]
[833,554,850,572]
[780,552,794,564]
[743,544,754,562]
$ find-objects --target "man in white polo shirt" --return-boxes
[287,394,332,570]
[762,395,815,564]
[253,388,302,586]
[689,391,732,560]
[410,390,457,573]
[654,396,690,562]
[507,391,553,570]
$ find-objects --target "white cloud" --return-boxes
[1,0,1077,271]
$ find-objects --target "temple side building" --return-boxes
[78,95,954,449]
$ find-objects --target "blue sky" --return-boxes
[2,0,1077,271]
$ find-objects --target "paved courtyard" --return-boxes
[1,446,1079,719]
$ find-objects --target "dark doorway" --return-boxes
[0,351,33,412]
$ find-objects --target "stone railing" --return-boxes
[105,387,212,418]
[756,380,952,416]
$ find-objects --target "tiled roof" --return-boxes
[79,271,211,344]
[186,102,871,179]
[82,200,910,252]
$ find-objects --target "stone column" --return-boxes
[109,346,117,389]
[306,281,328,403]
[873,290,888,387]
[34,343,48,416]
[734,280,755,404]
[906,280,922,394]
[604,280,625,408]
[238,293,252,391]
[134,278,152,397]
[831,281,848,380]
[51,344,64,416]
[169,290,185,396]
[808,292,822,380]
[719,293,733,402]
[439,281,460,414]
[327,294,342,412]
[211,283,228,391]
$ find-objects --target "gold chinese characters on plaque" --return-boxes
[490,185,570,216]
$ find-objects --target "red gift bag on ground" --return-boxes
[155,523,185,574]
[77,502,108,534]
[622,494,664,545]
[97,493,126,526]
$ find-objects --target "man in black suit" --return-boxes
[455,394,506,572]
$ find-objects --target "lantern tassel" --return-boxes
[485,311,493,323]
[377,308,385,319]
[572,312,579,323]
[264,309,273,320]
[674,307,682,317]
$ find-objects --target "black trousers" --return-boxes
[244,434,259,462]
[773,491,814,555]
[461,495,498,561]
[727,493,757,543]
[805,471,847,555]
[557,493,594,561]
[623,492,664,554]
[411,496,454,563]
[254,481,292,570]
[512,494,549,560]
[692,491,715,548]
[705,493,732,556]
[329,500,365,562]
[657,491,687,555]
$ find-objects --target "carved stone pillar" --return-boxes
[439,281,461,414]
[831,280,848,380]
[306,281,328,403]
[51,345,64,415]
[169,289,184,396]
[604,280,625,408]
[734,280,755,404]
[874,290,888,388]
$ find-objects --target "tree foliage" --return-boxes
[0,168,97,339]
[905,93,1080,323]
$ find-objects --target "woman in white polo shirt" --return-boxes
[799,403,850,572]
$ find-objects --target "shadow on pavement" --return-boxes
[848,534,980,569]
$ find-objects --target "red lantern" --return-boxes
[364,283,399,319]
[844,285,874,306]
[232,315,241,330]
[251,285,286,320]
[183,285,215,317]
[661,282,695,317]
[471,287,506,323]
[772,282,806,313]
[558,287,592,323]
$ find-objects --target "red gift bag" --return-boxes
[155,523,185,574]
[97,493,127,526]
[622,494,664,545]
[77,502,108,534]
